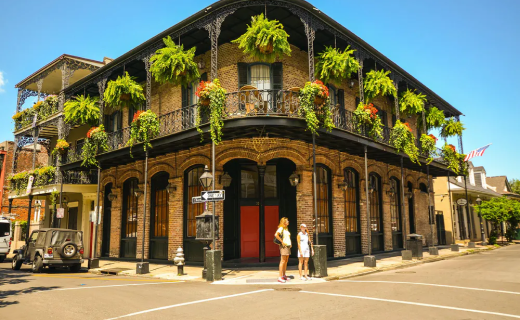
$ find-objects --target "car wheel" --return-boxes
[59,242,77,259]
[12,255,22,270]
[32,255,43,273]
[70,264,81,273]
[0,255,5,263]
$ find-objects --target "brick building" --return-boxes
[12,0,466,264]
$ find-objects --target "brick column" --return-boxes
[359,175,369,255]
[136,182,151,260]
[382,182,393,251]
[110,187,122,257]
[297,168,314,239]
[168,177,183,261]
[332,174,346,257]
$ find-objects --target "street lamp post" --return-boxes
[476,196,486,245]
[198,165,213,280]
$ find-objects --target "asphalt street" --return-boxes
[1,245,519,320]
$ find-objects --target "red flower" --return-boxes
[428,134,438,142]
[403,122,412,132]
[132,110,144,123]
[195,81,211,98]
[87,127,97,138]
[363,103,378,119]
[448,144,456,152]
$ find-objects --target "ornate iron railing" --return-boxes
[14,101,60,131]
[60,89,445,166]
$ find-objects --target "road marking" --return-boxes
[213,272,261,284]
[105,289,273,319]
[32,275,179,282]
[33,281,183,293]
[301,291,520,319]
[339,280,520,295]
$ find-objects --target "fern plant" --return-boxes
[232,13,291,63]
[315,46,360,85]
[441,117,465,138]
[104,72,146,108]
[363,69,397,102]
[390,120,420,164]
[126,110,160,155]
[64,95,100,126]
[399,89,426,115]
[149,36,200,87]
[418,106,446,130]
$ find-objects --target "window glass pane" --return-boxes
[241,165,258,198]
[250,65,271,90]
[315,167,329,233]
[327,85,336,106]
[154,188,168,238]
[124,179,138,238]
[344,169,358,233]
[369,174,381,232]
[189,80,200,105]
[264,165,277,198]
[187,167,204,237]
[390,179,401,231]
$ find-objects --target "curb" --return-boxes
[324,246,498,281]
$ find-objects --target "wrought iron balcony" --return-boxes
[14,100,60,132]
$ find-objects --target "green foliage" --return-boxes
[441,143,462,174]
[51,139,70,157]
[363,69,397,102]
[420,134,438,164]
[509,178,520,195]
[12,95,59,130]
[64,95,100,126]
[8,166,56,195]
[478,197,520,233]
[149,36,200,87]
[315,46,360,85]
[399,89,427,115]
[390,120,420,164]
[418,106,446,130]
[82,125,109,167]
[50,191,60,207]
[104,72,146,109]
[441,117,465,138]
[353,102,383,140]
[231,13,291,63]
[298,81,335,134]
[126,110,160,155]
[196,79,227,144]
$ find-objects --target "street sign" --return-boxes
[456,198,467,206]
[201,190,225,201]
[56,208,65,219]
[192,196,205,204]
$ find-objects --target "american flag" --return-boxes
[464,144,491,162]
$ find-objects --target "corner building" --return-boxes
[17,0,464,263]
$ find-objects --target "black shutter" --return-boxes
[392,115,397,127]
[376,106,387,127]
[200,72,208,82]
[117,111,122,130]
[181,86,188,108]
[237,63,248,89]
[272,62,283,90]
[128,107,134,126]
[104,115,110,132]
[337,89,345,124]
[355,97,360,107]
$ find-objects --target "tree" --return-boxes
[478,196,520,243]
[509,178,520,195]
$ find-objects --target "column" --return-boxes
[303,20,316,82]
[168,177,182,260]
[26,195,33,241]
[110,187,122,257]
[142,56,152,110]
[97,78,108,125]
[332,174,346,257]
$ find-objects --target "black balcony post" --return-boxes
[258,165,266,263]
[456,116,472,241]
[400,157,407,249]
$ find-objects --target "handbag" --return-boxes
[273,229,284,245]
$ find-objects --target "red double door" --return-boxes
[240,206,279,258]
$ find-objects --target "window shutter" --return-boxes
[200,72,208,82]
[104,115,110,132]
[117,111,122,130]
[376,107,388,127]
[272,62,283,90]
[392,115,397,127]
[237,63,248,89]
[337,89,345,121]
[181,87,188,108]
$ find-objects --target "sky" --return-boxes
[0,0,518,179]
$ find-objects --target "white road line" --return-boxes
[339,280,520,295]
[300,291,520,319]
[105,289,273,320]
[32,281,183,293]
[216,272,261,283]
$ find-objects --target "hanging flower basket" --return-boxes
[104,72,146,108]
[390,120,420,164]
[420,133,438,165]
[353,102,383,140]
[298,80,334,134]
[315,46,360,86]
[51,139,70,157]
[82,125,109,168]
[119,93,131,101]
[195,79,227,144]
[259,42,274,54]
[126,110,160,155]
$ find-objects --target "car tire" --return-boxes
[12,254,22,270]
[59,242,78,258]
[0,255,5,263]
[32,255,43,273]
[70,264,81,273]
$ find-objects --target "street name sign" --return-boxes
[456,198,467,206]
[201,190,225,201]
[192,196,205,204]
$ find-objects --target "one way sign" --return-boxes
[201,190,225,201]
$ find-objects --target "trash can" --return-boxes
[406,234,423,259]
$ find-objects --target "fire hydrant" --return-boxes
[173,247,185,276]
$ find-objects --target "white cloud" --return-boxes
[0,72,6,93]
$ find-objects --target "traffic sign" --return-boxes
[201,190,225,201]
[456,198,467,206]
[192,196,205,204]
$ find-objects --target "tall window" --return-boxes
[369,174,381,232]
[327,84,337,106]
[344,168,358,233]
[123,179,138,238]
[250,64,271,90]
[316,166,330,233]
[390,178,401,232]
[152,174,169,238]
[186,166,204,237]
[264,165,277,198]
[241,165,259,198]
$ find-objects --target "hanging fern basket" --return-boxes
[119,93,131,101]
[314,96,325,106]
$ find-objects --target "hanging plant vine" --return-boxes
[441,117,465,138]
[363,69,397,102]
[399,89,427,115]
[420,134,438,164]
[315,46,360,85]
[418,106,446,130]
[298,80,334,134]
[51,139,70,157]
[390,120,420,164]
[104,72,146,108]
[126,110,160,155]
[64,95,100,126]
[149,36,200,87]
[231,13,291,63]
[353,102,383,140]
[441,143,463,174]
[195,79,227,144]
[81,125,109,168]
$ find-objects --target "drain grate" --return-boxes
[100,268,131,275]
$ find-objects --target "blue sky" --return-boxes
[0,0,518,179]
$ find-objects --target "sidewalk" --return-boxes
[88,243,508,284]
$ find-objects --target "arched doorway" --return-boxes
[408,182,416,234]
[101,183,112,257]
[369,173,384,252]
[183,165,205,262]
[390,177,403,250]
[223,158,297,262]
[150,172,169,260]
[344,168,361,255]
[121,178,138,258]
[316,164,333,258]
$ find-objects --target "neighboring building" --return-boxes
[434,162,501,245]
[486,176,520,201]
[12,1,466,263]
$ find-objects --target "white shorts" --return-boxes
[298,248,310,258]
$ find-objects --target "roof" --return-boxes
[486,176,520,199]
[64,0,462,117]
[473,166,485,173]
[449,177,502,197]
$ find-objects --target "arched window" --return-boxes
[185,166,204,238]
[122,178,138,238]
[316,166,331,233]
[369,173,382,232]
[419,183,428,193]
[344,168,359,233]
[389,178,401,232]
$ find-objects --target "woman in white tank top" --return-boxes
[297,223,314,280]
